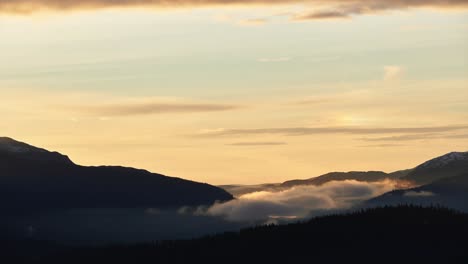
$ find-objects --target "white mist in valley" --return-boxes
[198,180,400,222]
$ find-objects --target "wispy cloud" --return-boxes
[292,0,468,21]
[198,125,468,137]
[292,10,351,20]
[5,0,466,15]
[67,101,241,116]
[361,134,438,142]
[358,144,406,148]
[361,133,468,142]
[228,141,287,146]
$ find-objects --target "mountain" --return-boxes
[0,137,233,210]
[40,206,468,264]
[365,151,468,211]
[402,151,468,185]
[281,170,409,188]
[218,183,281,197]
[220,170,411,197]
[367,173,468,211]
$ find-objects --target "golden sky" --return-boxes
[1,1,468,184]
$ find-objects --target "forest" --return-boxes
[5,205,468,264]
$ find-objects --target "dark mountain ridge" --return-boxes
[0,137,233,210]
[281,170,409,188]
[402,151,468,185]
[222,170,411,196]
[367,172,468,211]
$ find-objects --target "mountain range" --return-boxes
[367,152,468,211]
[2,136,467,213]
[281,170,410,187]
[221,170,413,197]
[221,151,468,212]
[1,136,468,255]
[400,151,468,185]
[0,137,232,210]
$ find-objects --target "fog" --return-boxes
[203,180,399,222]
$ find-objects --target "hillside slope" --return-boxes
[403,151,468,185]
[367,173,468,211]
[281,170,409,188]
[0,137,233,209]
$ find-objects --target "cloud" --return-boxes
[446,134,468,139]
[358,143,406,148]
[198,125,468,137]
[361,133,468,141]
[228,142,287,146]
[383,65,404,81]
[200,180,398,222]
[404,191,435,197]
[292,1,468,21]
[292,10,351,20]
[4,0,466,15]
[67,101,240,116]
[360,133,438,142]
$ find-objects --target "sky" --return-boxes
[1,0,468,184]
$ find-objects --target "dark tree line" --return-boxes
[5,205,467,264]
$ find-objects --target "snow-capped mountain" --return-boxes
[418,152,468,169]
[403,151,468,185]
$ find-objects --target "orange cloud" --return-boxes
[199,124,468,137]
[65,101,241,116]
[2,0,468,14]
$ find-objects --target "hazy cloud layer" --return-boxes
[293,1,468,21]
[228,141,287,146]
[358,143,406,148]
[361,133,468,142]
[199,125,468,137]
[2,0,467,14]
[69,101,240,116]
[202,180,398,222]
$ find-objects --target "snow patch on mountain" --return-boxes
[418,152,468,169]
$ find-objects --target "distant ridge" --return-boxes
[367,172,468,211]
[0,137,233,210]
[221,170,411,196]
[402,151,468,185]
[281,170,410,188]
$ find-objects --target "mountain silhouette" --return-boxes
[402,151,468,185]
[367,172,468,211]
[223,151,468,197]
[281,170,409,187]
[222,170,411,196]
[0,137,233,210]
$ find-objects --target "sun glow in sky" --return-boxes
[1,1,468,184]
